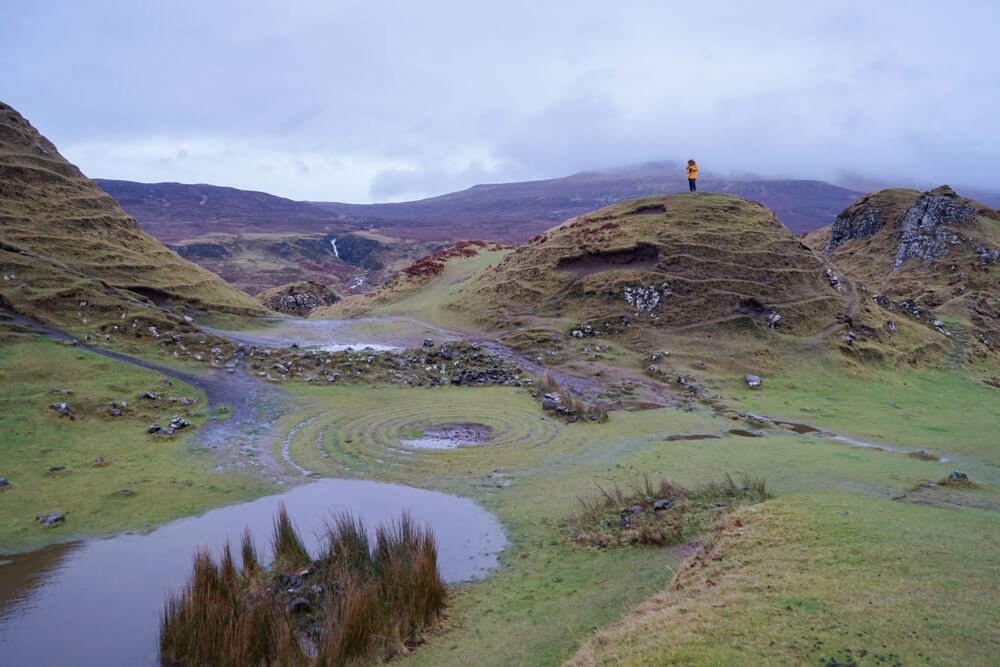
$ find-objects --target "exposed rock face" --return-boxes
[826,205,886,254]
[256,281,340,315]
[893,187,979,270]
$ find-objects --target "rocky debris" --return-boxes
[894,187,981,271]
[766,311,782,328]
[653,499,672,511]
[152,416,193,437]
[948,470,968,480]
[256,281,340,316]
[825,268,842,291]
[0,478,9,488]
[49,402,72,417]
[48,388,73,395]
[114,488,135,496]
[624,283,672,318]
[744,374,762,388]
[140,391,161,400]
[35,513,64,526]
[423,339,434,347]
[737,412,768,425]
[843,330,856,345]
[47,465,66,472]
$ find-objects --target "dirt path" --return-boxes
[2,308,298,483]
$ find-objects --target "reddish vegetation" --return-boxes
[402,240,515,278]
[578,221,621,238]
[978,207,1000,219]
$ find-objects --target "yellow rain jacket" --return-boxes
[686,162,698,179]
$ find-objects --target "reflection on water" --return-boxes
[0,479,507,667]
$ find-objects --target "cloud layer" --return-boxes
[3,0,997,202]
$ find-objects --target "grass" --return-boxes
[568,494,1000,665]
[160,505,447,666]
[0,338,270,552]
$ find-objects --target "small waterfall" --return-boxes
[330,238,340,258]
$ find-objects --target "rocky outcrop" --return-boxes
[893,186,979,270]
[256,281,340,315]
[826,204,887,254]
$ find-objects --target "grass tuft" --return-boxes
[160,508,447,666]
[568,473,769,548]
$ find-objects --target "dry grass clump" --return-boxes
[568,473,769,548]
[160,504,447,666]
[542,369,610,423]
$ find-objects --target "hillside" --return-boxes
[804,186,1000,350]
[0,101,268,337]
[466,194,847,336]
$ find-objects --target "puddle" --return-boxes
[401,422,495,450]
[664,434,722,441]
[0,479,507,667]
[773,420,821,434]
[621,401,666,411]
[728,429,762,438]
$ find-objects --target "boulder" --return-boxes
[35,513,65,526]
[948,470,968,480]
[256,281,340,316]
[49,402,72,417]
[744,374,762,388]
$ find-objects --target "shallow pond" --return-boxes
[0,479,507,667]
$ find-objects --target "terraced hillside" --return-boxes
[0,101,268,336]
[467,194,847,336]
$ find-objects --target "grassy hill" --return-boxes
[465,193,846,336]
[0,101,268,338]
[804,186,1000,356]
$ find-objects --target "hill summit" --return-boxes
[465,193,847,336]
[0,101,266,336]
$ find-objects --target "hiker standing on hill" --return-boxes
[686,159,698,192]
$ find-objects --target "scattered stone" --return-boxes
[35,513,64,526]
[148,424,162,434]
[653,499,672,511]
[47,465,66,472]
[948,470,968,480]
[423,339,434,347]
[744,374,763,388]
[49,403,72,417]
[114,488,135,496]
[766,311,781,328]
[140,391,161,400]
[169,416,192,430]
[0,478,9,488]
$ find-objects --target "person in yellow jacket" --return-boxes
[686,159,698,192]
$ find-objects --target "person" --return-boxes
[686,159,698,192]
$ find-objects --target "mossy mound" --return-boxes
[464,194,846,336]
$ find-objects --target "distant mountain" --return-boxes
[95,179,363,244]
[98,167,863,248]
[313,165,864,238]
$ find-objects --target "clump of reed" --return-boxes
[567,473,769,548]
[160,504,446,666]
[541,370,610,423]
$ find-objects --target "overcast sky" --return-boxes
[2,0,997,203]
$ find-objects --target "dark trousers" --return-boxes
[688,178,696,192]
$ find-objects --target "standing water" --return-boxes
[0,479,507,666]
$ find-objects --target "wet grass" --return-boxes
[0,339,270,552]
[160,505,446,666]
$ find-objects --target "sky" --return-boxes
[2,0,998,203]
